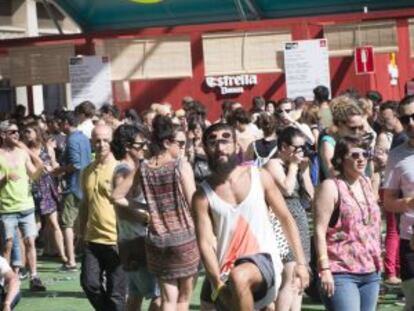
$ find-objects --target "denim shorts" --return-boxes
[0,209,37,239]
[126,267,160,299]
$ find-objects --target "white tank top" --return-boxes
[200,166,282,304]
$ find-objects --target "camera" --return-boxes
[303,144,317,158]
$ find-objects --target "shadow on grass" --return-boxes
[37,267,72,273]
[21,289,86,299]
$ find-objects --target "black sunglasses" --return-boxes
[346,125,364,132]
[6,129,18,135]
[206,132,232,141]
[349,151,371,160]
[277,109,292,115]
[131,141,147,149]
[290,144,304,152]
[174,140,186,148]
[399,113,414,125]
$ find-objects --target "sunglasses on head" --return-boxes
[399,113,414,125]
[349,151,371,160]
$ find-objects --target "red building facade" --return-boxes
[1,8,414,120]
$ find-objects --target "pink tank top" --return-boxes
[326,177,382,274]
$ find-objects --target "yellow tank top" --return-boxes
[0,151,34,213]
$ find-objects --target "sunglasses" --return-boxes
[346,125,364,132]
[290,144,304,153]
[174,140,186,148]
[206,132,233,147]
[277,109,292,115]
[399,113,414,125]
[130,141,147,149]
[6,129,18,135]
[348,151,371,160]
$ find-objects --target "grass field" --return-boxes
[14,258,404,311]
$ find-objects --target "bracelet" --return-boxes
[319,267,330,272]
[211,284,225,302]
[318,255,328,263]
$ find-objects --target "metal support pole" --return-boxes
[41,0,63,34]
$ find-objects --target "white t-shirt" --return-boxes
[383,141,414,240]
[0,256,11,286]
[77,119,94,139]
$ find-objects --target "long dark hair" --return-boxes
[150,115,176,156]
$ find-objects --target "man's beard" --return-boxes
[207,152,238,175]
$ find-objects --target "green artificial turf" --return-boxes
[14,258,404,311]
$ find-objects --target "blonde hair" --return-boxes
[357,97,373,116]
[330,95,363,126]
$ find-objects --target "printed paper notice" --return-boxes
[284,39,331,100]
[69,56,113,109]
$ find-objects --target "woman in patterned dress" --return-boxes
[23,122,67,264]
[139,115,200,311]
[314,136,382,311]
[265,127,314,311]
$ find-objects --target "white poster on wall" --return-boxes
[69,56,112,109]
[284,39,331,100]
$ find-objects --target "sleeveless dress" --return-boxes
[139,159,200,280]
[200,166,283,309]
[252,138,278,168]
[32,148,60,216]
[280,163,311,263]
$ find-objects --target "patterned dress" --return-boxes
[140,158,200,280]
[276,163,311,263]
[32,148,60,216]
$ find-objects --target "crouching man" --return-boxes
[192,123,309,311]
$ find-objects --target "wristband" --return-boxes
[211,284,225,302]
[318,255,328,263]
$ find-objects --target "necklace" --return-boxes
[343,178,371,226]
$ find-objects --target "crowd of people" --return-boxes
[0,86,413,311]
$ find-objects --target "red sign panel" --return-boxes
[355,46,374,75]
[407,81,414,96]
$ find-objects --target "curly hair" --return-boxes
[330,95,363,126]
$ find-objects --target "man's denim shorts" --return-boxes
[0,209,38,239]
